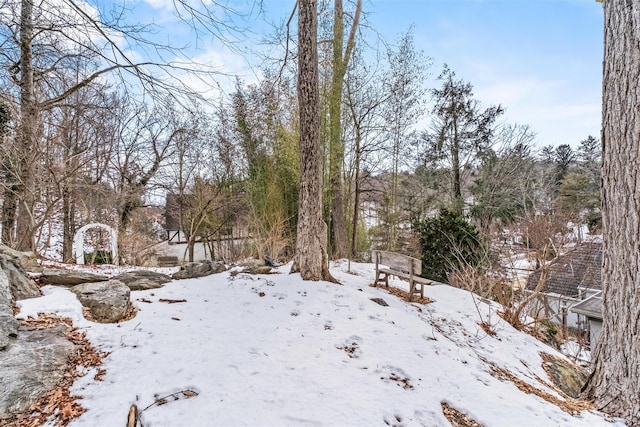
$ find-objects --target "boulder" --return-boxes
[40,269,108,288]
[0,254,40,301]
[113,270,172,291]
[0,244,40,273]
[541,352,589,398]
[0,325,75,418]
[71,280,130,323]
[0,270,18,351]
[172,260,227,280]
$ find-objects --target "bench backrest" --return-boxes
[372,250,422,276]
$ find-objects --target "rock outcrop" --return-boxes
[0,249,40,351]
[0,253,40,301]
[0,325,75,418]
[40,269,108,288]
[71,280,130,323]
[113,270,172,291]
[0,270,18,351]
[0,244,41,273]
[541,352,589,398]
[172,260,227,280]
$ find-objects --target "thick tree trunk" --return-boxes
[15,0,36,252]
[583,2,640,424]
[290,0,335,282]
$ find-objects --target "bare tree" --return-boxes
[583,1,640,423]
[0,0,250,251]
[327,0,361,258]
[290,0,335,282]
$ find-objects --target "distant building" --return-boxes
[162,193,250,263]
[570,291,602,353]
[525,242,602,334]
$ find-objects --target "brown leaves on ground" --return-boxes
[441,402,485,427]
[487,360,593,415]
[3,314,108,427]
[370,284,434,305]
[478,321,497,336]
[120,304,137,322]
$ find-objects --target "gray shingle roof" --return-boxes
[526,242,602,297]
[570,291,603,320]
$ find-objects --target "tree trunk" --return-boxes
[583,2,640,424]
[62,183,74,261]
[15,0,36,252]
[290,0,335,282]
[328,0,361,259]
[350,125,362,258]
[328,0,348,259]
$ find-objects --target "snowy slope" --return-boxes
[17,261,623,427]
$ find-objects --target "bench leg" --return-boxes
[408,280,415,302]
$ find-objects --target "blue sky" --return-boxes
[117,0,604,149]
[358,0,603,148]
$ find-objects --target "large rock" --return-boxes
[113,270,172,291]
[71,280,130,323]
[0,244,40,273]
[0,325,75,418]
[40,269,108,288]
[0,270,18,351]
[172,260,227,280]
[0,254,40,301]
[541,353,589,398]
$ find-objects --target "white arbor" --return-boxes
[73,223,118,265]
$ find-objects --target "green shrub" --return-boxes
[414,208,484,282]
[84,250,113,265]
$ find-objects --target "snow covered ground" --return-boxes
[17,261,623,427]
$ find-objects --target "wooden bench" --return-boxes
[372,250,443,301]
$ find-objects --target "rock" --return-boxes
[241,265,273,275]
[71,280,130,323]
[0,270,18,351]
[172,260,227,280]
[370,297,389,307]
[0,244,40,273]
[0,325,75,418]
[0,253,40,301]
[541,352,589,398]
[40,269,108,288]
[113,270,172,291]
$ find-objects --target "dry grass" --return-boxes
[487,362,593,415]
[1,314,108,427]
[441,402,485,427]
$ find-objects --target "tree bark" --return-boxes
[583,2,640,424]
[13,0,36,252]
[328,0,361,259]
[290,0,335,282]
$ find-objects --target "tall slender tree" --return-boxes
[327,0,361,258]
[290,0,335,282]
[583,1,640,423]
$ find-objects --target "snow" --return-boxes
[16,261,624,427]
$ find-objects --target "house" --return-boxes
[570,291,602,353]
[161,193,251,263]
[525,241,602,331]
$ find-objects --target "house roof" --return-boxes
[570,291,603,320]
[165,193,195,231]
[525,242,602,297]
